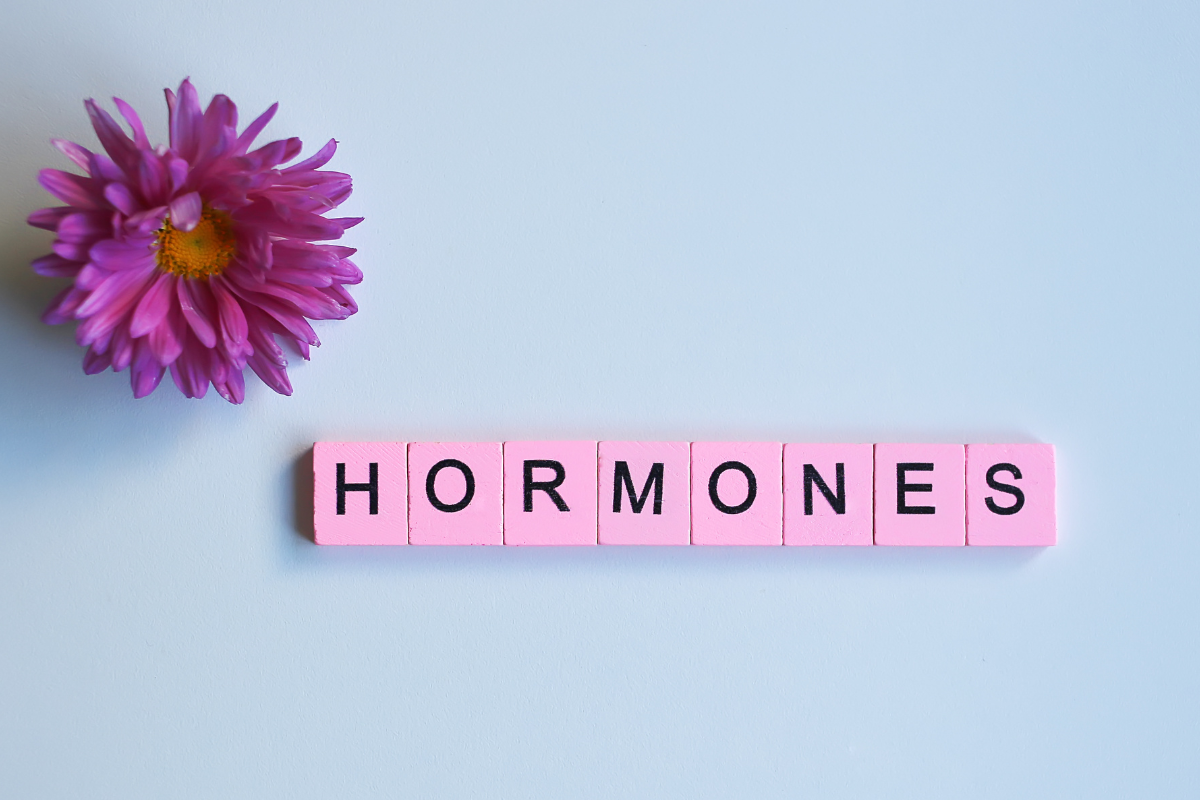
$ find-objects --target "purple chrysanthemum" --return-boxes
[27,78,363,403]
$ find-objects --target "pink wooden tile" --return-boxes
[408,442,503,546]
[313,441,408,546]
[783,443,874,546]
[690,442,782,546]
[873,443,965,546]
[503,441,598,546]
[598,441,690,546]
[966,444,1056,546]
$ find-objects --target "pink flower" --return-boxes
[27,78,363,403]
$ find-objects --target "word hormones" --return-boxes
[312,442,1056,546]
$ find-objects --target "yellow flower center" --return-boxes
[155,206,236,279]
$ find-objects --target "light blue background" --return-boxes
[2,1,1197,797]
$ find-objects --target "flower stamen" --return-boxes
[155,205,235,279]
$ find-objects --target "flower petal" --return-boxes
[169,340,210,399]
[331,259,363,285]
[130,339,165,398]
[112,97,150,149]
[245,308,286,366]
[76,285,143,348]
[238,137,302,171]
[52,139,94,171]
[90,237,156,271]
[167,156,190,192]
[323,284,358,316]
[199,94,237,155]
[247,350,293,396]
[147,304,184,366]
[169,78,202,160]
[230,274,342,318]
[136,152,169,205]
[111,326,134,372]
[32,253,83,278]
[267,266,333,287]
[235,102,277,154]
[176,279,218,348]
[168,191,202,231]
[129,271,175,338]
[132,364,165,397]
[87,152,126,183]
[281,138,337,174]
[124,206,168,236]
[38,169,103,208]
[75,264,106,291]
[210,277,248,344]
[42,286,87,325]
[55,211,111,243]
[213,365,246,404]
[84,99,140,177]
[89,325,115,356]
[52,241,90,261]
[234,200,345,241]
[27,206,73,231]
[75,261,155,318]
[253,298,318,345]
[233,227,273,274]
[103,182,139,215]
[83,347,113,375]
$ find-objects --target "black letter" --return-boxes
[803,463,845,515]
[336,462,378,515]
[896,462,935,515]
[524,460,570,512]
[985,463,1025,515]
[708,461,757,515]
[426,458,475,513]
[613,461,664,514]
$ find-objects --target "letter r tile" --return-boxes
[874,443,965,546]
[313,441,408,545]
[598,441,691,545]
[409,442,503,546]
[690,442,783,545]
[966,444,1056,546]
[503,441,598,546]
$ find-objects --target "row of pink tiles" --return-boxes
[313,442,1055,547]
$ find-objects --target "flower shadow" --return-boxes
[0,94,203,508]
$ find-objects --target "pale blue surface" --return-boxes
[2,1,1198,796]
